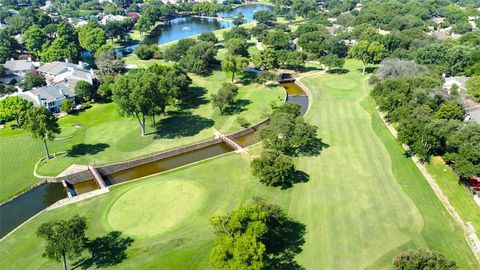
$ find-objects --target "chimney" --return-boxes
[78,61,84,69]
[28,57,31,62]
[10,58,14,61]
[58,86,64,96]
[36,94,42,106]
[65,58,69,63]
[90,68,94,76]
[442,73,446,78]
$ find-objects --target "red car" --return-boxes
[467,177,480,190]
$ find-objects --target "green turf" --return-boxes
[425,156,480,234]
[1,60,477,269]
[0,70,283,202]
[107,180,206,237]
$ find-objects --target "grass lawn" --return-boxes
[1,60,477,269]
[425,156,480,234]
[0,70,283,202]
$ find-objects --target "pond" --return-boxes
[140,4,272,47]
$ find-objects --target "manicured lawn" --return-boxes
[0,71,283,202]
[425,156,480,234]
[1,60,477,269]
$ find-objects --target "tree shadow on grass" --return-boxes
[278,170,310,190]
[152,111,214,139]
[67,143,110,157]
[297,137,329,157]
[178,86,209,110]
[262,208,306,269]
[222,99,252,115]
[327,68,349,74]
[238,71,258,85]
[358,66,378,74]
[73,231,134,269]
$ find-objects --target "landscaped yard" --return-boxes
[1,60,478,269]
[0,70,283,203]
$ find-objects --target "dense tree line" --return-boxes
[371,65,480,178]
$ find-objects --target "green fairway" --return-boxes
[107,180,206,237]
[0,70,283,202]
[1,60,477,269]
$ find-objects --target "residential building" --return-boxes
[38,61,95,86]
[17,83,75,112]
[3,58,36,77]
[443,76,468,91]
[100,14,128,25]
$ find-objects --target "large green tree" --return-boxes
[251,150,296,187]
[467,75,480,102]
[0,96,33,126]
[349,40,386,75]
[221,54,248,83]
[257,112,319,156]
[179,41,217,76]
[23,25,48,57]
[37,215,87,270]
[224,37,249,57]
[75,81,96,102]
[41,22,80,62]
[393,249,456,270]
[209,198,304,269]
[111,70,157,136]
[22,72,47,90]
[211,83,239,114]
[23,106,61,159]
[78,20,106,53]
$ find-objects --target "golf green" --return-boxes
[107,181,205,237]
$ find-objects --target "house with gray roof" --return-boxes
[443,76,468,91]
[17,83,76,112]
[38,60,95,86]
[3,58,36,77]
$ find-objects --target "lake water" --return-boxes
[144,4,273,46]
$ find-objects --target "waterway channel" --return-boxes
[0,29,308,240]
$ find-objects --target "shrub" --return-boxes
[134,44,154,60]
[236,116,250,128]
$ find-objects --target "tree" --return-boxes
[60,99,74,113]
[434,102,464,120]
[320,54,345,71]
[179,41,217,76]
[211,83,239,114]
[23,106,61,158]
[257,112,318,156]
[252,48,278,70]
[221,54,248,82]
[223,27,250,41]
[232,15,244,26]
[263,31,291,50]
[0,29,19,63]
[393,249,456,270]
[23,25,48,57]
[209,198,304,269]
[251,150,296,187]
[198,32,218,44]
[253,10,276,26]
[41,22,80,62]
[277,50,306,71]
[0,96,33,126]
[75,81,96,102]
[163,38,197,62]
[349,40,386,75]
[467,75,480,102]
[78,20,106,53]
[96,48,125,76]
[134,44,154,60]
[37,215,87,270]
[111,70,158,136]
[22,72,46,90]
[224,37,249,57]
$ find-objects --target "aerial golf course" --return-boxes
[0,61,478,269]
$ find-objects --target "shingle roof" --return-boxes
[3,59,35,72]
[38,61,69,75]
[19,83,75,106]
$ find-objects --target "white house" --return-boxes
[17,83,76,112]
[38,61,95,86]
[100,14,128,25]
